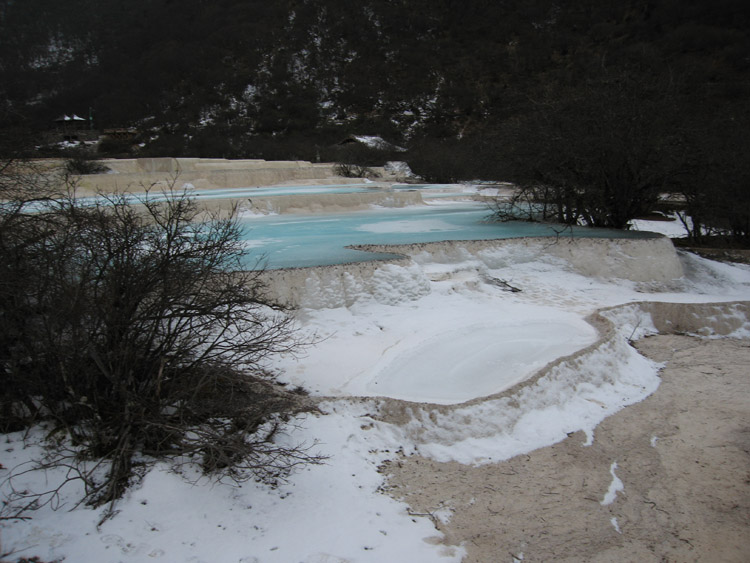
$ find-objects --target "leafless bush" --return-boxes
[0,176,322,514]
[64,156,110,176]
[489,182,586,225]
[334,162,380,179]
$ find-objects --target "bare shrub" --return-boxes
[333,162,380,179]
[64,157,110,176]
[0,177,322,515]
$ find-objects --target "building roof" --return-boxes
[55,114,87,122]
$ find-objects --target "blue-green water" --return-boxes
[239,201,652,269]
[64,185,653,270]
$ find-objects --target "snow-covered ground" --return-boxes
[2,217,750,563]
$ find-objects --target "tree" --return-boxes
[0,173,321,515]
[494,71,685,229]
[676,105,750,244]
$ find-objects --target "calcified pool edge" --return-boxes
[259,235,684,309]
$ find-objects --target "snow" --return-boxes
[363,332,662,465]
[629,215,687,238]
[351,136,406,152]
[384,161,418,180]
[601,462,624,506]
[2,213,750,562]
[282,297,597,404]
[1,417,459,562]
[610,517,622,534]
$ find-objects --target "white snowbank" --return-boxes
[1,415,464,563]
[339,318,662,466]
[357,318,595,403]
[282,295,597,403]
[629,215,688,238]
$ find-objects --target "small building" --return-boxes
[54,114,98,143]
